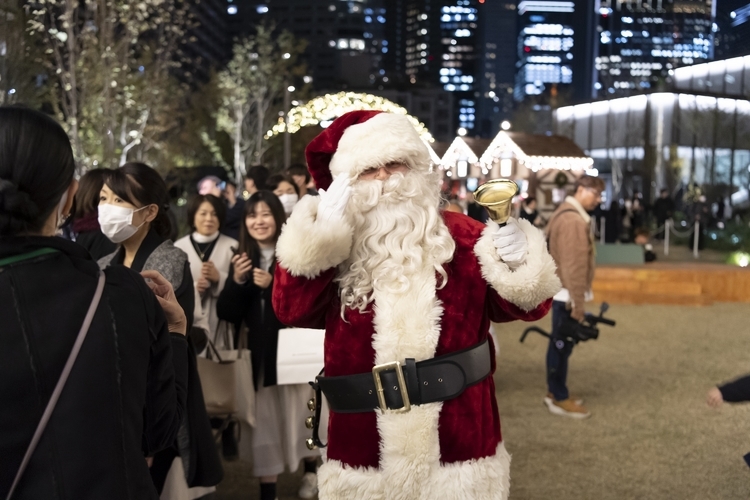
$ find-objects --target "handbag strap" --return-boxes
[5,271,106,500]
[204,335,225,362]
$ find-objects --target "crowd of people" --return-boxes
[2,104,566,500]
[8,103,743,500]
[0,106,326,500]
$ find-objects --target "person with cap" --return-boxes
[271,110,561,500]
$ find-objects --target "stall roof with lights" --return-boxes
[479,131,592,172]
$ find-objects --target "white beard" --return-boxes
[336,169,456,314]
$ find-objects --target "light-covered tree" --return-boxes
[216,23,307,181]
[27,0,194,170]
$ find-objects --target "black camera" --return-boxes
[559,317,599,342]
[520,303,616,344]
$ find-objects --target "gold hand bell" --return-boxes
[473,179,519,226]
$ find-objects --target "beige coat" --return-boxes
[174,233,237,349]
[546,197,595,313]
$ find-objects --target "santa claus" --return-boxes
[272,110,560,500]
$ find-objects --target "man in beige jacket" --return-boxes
[544,175,605,418]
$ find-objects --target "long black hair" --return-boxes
[102,162,172,239]
[238,191,286,259]
[0,106,76,236]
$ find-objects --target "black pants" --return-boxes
[546,301,575,401]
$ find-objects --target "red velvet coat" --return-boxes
[273,200,560,500]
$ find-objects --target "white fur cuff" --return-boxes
[474,218,561,312]
[276,195,353,278]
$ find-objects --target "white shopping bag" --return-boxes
[276,328,325,385]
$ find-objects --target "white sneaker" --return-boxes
[543,397,591,419]
[298,472,318,499]
[544,393,584,406]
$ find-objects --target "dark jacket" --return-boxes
[97,229,221,491]
[718,375,750,403]
[71,212,118,261]
[652,197,675,222]
[518,208,539,225]
[222,198,245,242]
[217,257,284,389]
[0,236,188,500]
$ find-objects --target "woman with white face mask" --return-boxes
[267,174,300,216]
[97,163,195,328]
[97,163,223,497]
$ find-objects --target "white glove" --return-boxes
[317,174,352,224]
[492,218,528,268]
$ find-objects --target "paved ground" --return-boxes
[216,302,750,500]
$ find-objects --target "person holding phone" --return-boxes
[0,105,188,500]
[217,191,320,500]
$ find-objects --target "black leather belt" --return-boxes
[315,339,491,414]
[305,339,492,449]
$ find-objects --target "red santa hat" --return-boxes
[305,110,432,190]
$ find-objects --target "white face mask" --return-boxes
[98,204,148,244]
[278,193,299,214]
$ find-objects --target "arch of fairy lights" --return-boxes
[265,92,434,143]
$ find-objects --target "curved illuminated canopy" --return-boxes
[265,92,434,142]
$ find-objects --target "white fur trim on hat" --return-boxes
[474,218,561,312]
[276,195,353,278]
[329,113,431,179]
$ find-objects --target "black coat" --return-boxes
[217,258,285,389]
[98,229,221,491]
[222,198,245,242]
[75,229,118,261]
[0,236,188,500]
[653,197,675,222]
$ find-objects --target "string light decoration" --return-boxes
[265,92,434,142]
[479,131,593,173]
[438,137,478,169]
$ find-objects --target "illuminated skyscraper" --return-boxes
[234,1,388,90]
[393,0,518,136]
[715,0,750,59]
[595,0,715,98]
[514,0,598,103]
[398,0,482,134]
[477,0,518,136]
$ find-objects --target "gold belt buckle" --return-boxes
[371,361,411,413]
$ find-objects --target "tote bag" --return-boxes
[196,334,237,417]
[209,322,255,427]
